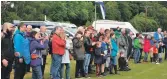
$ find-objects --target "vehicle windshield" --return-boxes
[64,27,77,34]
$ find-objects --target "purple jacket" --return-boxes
[30,38,49,67]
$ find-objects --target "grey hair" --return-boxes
[51,26,62,35]
[121,28,125,33]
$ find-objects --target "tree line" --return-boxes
[1,1,167,32]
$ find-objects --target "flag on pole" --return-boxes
[95,1,106,19]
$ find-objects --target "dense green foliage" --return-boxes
[1,1,167,32]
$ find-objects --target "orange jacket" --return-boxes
[153,45,158,54]
[52,34,66,55]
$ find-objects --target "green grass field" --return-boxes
[10,54,167,79]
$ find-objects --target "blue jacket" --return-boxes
[101,42,107,52]
[14,30,31,64]
[111,39,119,57]
[30,38,49,67]
[154,32,164,42]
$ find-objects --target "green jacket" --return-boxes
[115,30,121,39]
[134,38,141,49]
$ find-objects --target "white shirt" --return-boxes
[62,40,71,63]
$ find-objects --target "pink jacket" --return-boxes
[143,39,151,53]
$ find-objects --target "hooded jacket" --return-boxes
[14,30,31,64]
[30,38,49,67]
[72,37,85,60]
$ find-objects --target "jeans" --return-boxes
[50,54,62,79]
[144,53,148,61]
[32,66,42,79]
[84,53,91,74]
[111,56,117,65]
[60,63,70,79]
[134,48,141,64]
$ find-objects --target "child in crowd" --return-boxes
[158,40,164,63]
[153,40,159,64]
[94,42,104,77]
[118,52,131,71]
[60,36,71,79]
[30,31,49,79]
[101,36,109,76]
[143,35,151,62]
[110,33,119,74]
[150,36,154,63]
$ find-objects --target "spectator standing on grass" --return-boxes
[163,33,167,60]
[72,31,85,78]
[127,31,134,60]
[40,26,49,76]
[1,23,15,79]
[94,41,104,77]
[143,35,151,62]
[83,30,96,78]
[13,23,31,79]
[154,28,164,63]
[25,25,32,73]
[60,34,71,79]
[110,33,119,75]
[153,40,159,64]
[133,33,142,64]
[30,31,49,79]
[150,37,154,63]
[101,36,109,76]
[50,26,66,79]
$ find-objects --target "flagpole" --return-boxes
[95,3,97,29]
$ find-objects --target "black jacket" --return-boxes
[83,36,92,54]
[1,32,14,61]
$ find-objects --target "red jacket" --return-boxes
[143,39,151,53]
[52,34,66,55]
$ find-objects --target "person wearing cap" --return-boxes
[1,22,15,79]
[13,23,31,79]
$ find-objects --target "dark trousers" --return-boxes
[1,60,13,79]
[139,49,143,62]
[75,60,84,78]
[153,53,158,62]
[41,55,47,76]
[26,64,31,72]
[14,58,27,79]
[165,47,167,60]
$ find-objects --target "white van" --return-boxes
[92,20,139,37]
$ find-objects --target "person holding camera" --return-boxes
[30,31,49,79]
[72,31,85,78]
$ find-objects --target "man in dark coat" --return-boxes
[1,22,15,79]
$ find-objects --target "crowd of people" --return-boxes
[1,22,167,79]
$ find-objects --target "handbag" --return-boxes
[31,50,39,60]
